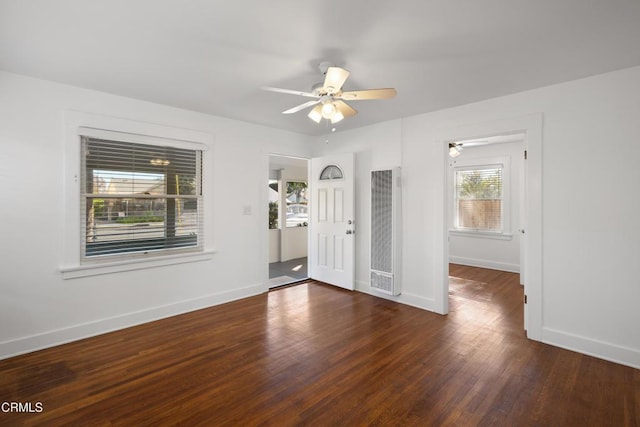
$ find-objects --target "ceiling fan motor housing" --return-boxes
[311,82,325,96]
[318,61,334,75]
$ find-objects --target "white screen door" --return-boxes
[309,153,355,290]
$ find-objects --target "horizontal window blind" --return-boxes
[454,165,503,232]
[81,137,203,260]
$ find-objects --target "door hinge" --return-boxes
[524,294,528,304]
[524,150,528,160]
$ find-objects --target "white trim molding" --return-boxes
[61,250,217,279]
[0,282,264,361]
[355,280,437,312]
[448,255,519,274]
[542,327,640,370]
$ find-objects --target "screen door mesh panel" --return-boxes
[371,169,393,273]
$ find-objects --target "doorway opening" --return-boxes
[446,133,526,326]
[268,154,309,288]
[437,114,542,340]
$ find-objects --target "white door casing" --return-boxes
[438,113,542,340]
[309,153,355,290]
[520,144,528,329]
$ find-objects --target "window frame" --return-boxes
[61,111,214,279]
[80,136,204,262]
[319,164,344,180]
[450,156,511,239]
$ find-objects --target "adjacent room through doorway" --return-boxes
[268,154,309,287]
[446,133,526,327]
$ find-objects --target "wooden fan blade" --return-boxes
[323,67,350,94]
[262,86,318,98]
[339,88,397,100]
[334,100,358,118]
[282,99,320,114]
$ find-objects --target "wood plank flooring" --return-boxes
[1,265,638,426]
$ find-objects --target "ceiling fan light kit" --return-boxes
[308,105,323,123]
[321,101,336,118]
[263,62,397,125]
[331,111,344,124]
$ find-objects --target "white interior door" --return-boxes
[309,153,355,290]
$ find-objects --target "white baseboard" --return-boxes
[449,256,520,273]
[358,280,640,369]
[0,283,266,361]
[542,327,640,370]
[355,280,437,312]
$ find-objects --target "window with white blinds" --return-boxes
[454,164,503,232]
[81,136,203,260]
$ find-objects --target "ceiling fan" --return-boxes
[263,61,397,124]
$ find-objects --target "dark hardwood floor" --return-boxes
[1,265,638,426]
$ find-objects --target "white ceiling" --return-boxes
[2,1,640,136]
[269,154,308,172]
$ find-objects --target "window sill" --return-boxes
[449,230,513,241]
[60,249,216,279]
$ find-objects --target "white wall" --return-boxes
[281,227,307,261]
[3,65,640,369]
[0,71,311,359]
[448,141,524,273]
[314,66,640,368]
[268,229,280,263]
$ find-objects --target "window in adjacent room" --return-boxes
[453,164,505,233]
[285,181,308,227]
[81,137,203,260]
